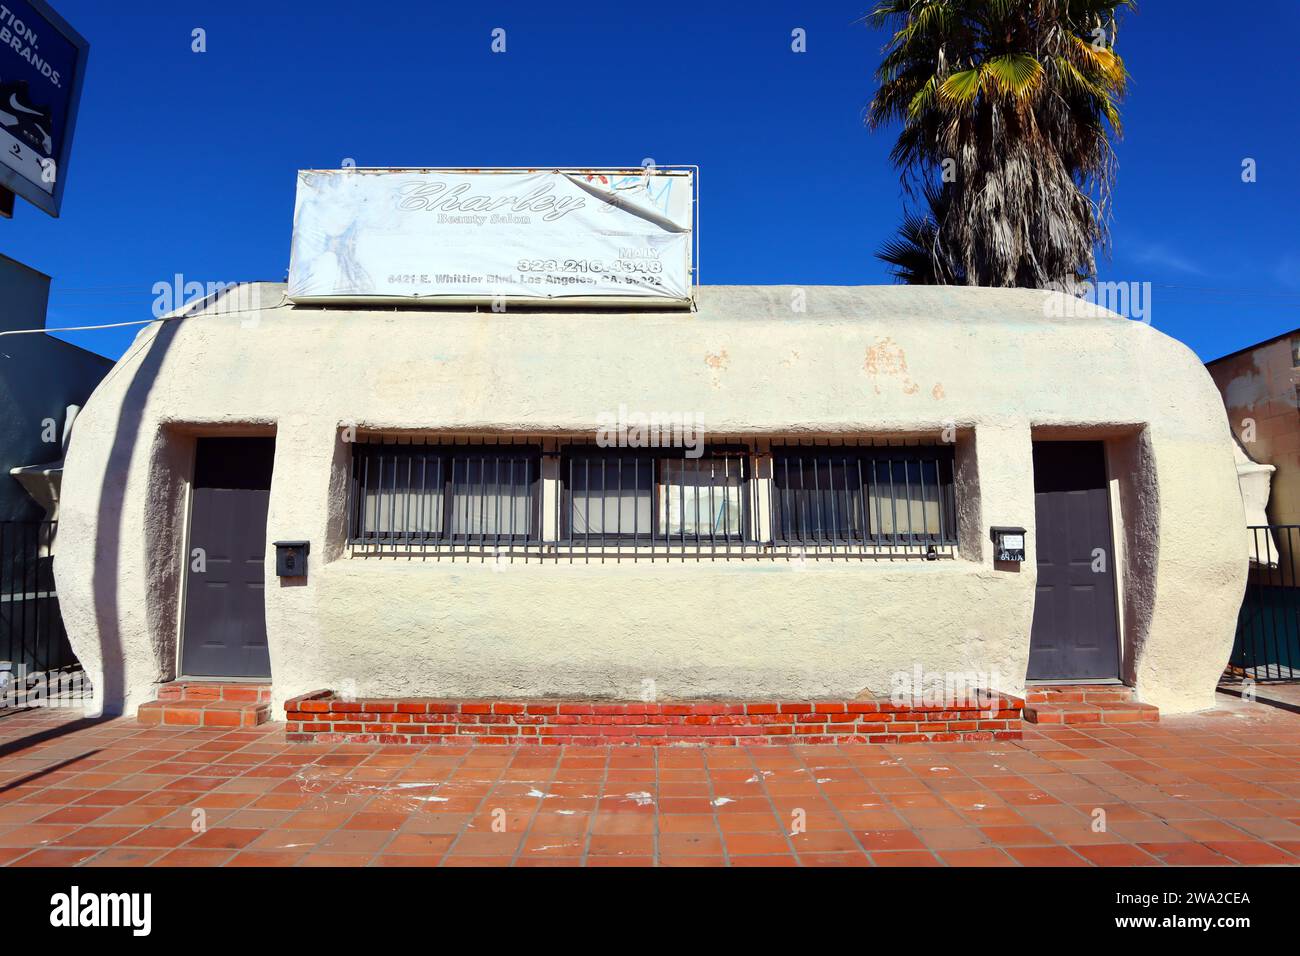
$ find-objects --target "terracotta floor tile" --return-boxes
[520,835,584,857]
[249,828,327,851]
[730,854,798,866]
[53,825,143,848]
[445,831,523,856]
[118,827,196,849]
[96,805,177,826]
[1071,843,1161,866]
[300,852,376,866]
[317,829,398,854]
[796,851,871,866]
[1007,845,1089,866]
[225,850,308,866]
[154,848,238,867]
[1202,841,1298,865]
[440,855,512,867]
[722,832,792,855]
[343,811,409,831]
[858,829,925,852]
[1171,818,1253,842]
[586,855,653,867]
[589,813,656,835]
[11,847,99,866]
[1137,842,1234,866]
[375,853,442,867]
[658,855,726,866]
[659,832,723,855]
[978,825,1054,846]
[871,850,941,866]
[83,847,167,867]
[940,848,1016,866]
[35,805,112,825]
[385,833,457,855]
[587,834,655,856]
[919,826,997,850]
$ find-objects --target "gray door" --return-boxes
[179,437,275,678]
[1027,441,1120,681]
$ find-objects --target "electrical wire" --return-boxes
[0,317,168,337]
[0,290,291,337]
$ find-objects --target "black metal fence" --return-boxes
[1230,525,1300,681]
[0,520,89,704]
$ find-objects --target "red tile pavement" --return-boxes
[0,693,1297,867]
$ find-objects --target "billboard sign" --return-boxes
[0,0,89,217]
[288,167,695,306]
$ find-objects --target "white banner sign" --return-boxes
[287,169,694,305]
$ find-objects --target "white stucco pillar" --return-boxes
[263,418,340,713]
[960,423,1037,697]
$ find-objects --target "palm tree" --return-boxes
[876,180,960,284]
[867,0,1134,291]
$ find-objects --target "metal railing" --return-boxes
[0,520,90,703]
[1230,525,1300,681]
[347,436,959,562]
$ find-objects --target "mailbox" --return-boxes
[990,527,1027,563]
[273,540,310,578]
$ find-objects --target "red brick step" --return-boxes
[156,680,271,703]
[139,681,272,728]
[1023,684,1158,725]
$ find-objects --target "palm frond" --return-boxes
[939,67,987,106]
[985,54,1045,100]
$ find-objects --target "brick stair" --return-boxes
[1023,684,1158,725]
[138,681,272,728]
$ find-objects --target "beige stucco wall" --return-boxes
[55,285,1247,717]
[1208,336,1298,522]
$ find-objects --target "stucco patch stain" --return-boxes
[705,349,730,388]
[932,383,945,400]
[864,337,907,377]
[863,337,923,396]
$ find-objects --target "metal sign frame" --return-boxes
[294,165,700,306]
[0,0,89,218]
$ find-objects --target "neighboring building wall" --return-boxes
[1207,334,1299,530]
[0,254,114,523]
[55,285,1248,718]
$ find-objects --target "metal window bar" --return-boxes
[771,445,957,559]
[348,437,958,562]
[349,441,539,559]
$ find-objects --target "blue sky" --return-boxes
[5,0,1299,361]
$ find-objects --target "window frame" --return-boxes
[349,442,542,546]
[770,444,957,547]
[559,444,753,545]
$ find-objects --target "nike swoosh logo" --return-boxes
[9,95,41,116]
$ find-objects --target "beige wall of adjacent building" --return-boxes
[1208,335,1299,523]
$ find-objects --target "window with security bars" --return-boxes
[771,446,956,546]
[562,448,749,544]
[349,443,540,545]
